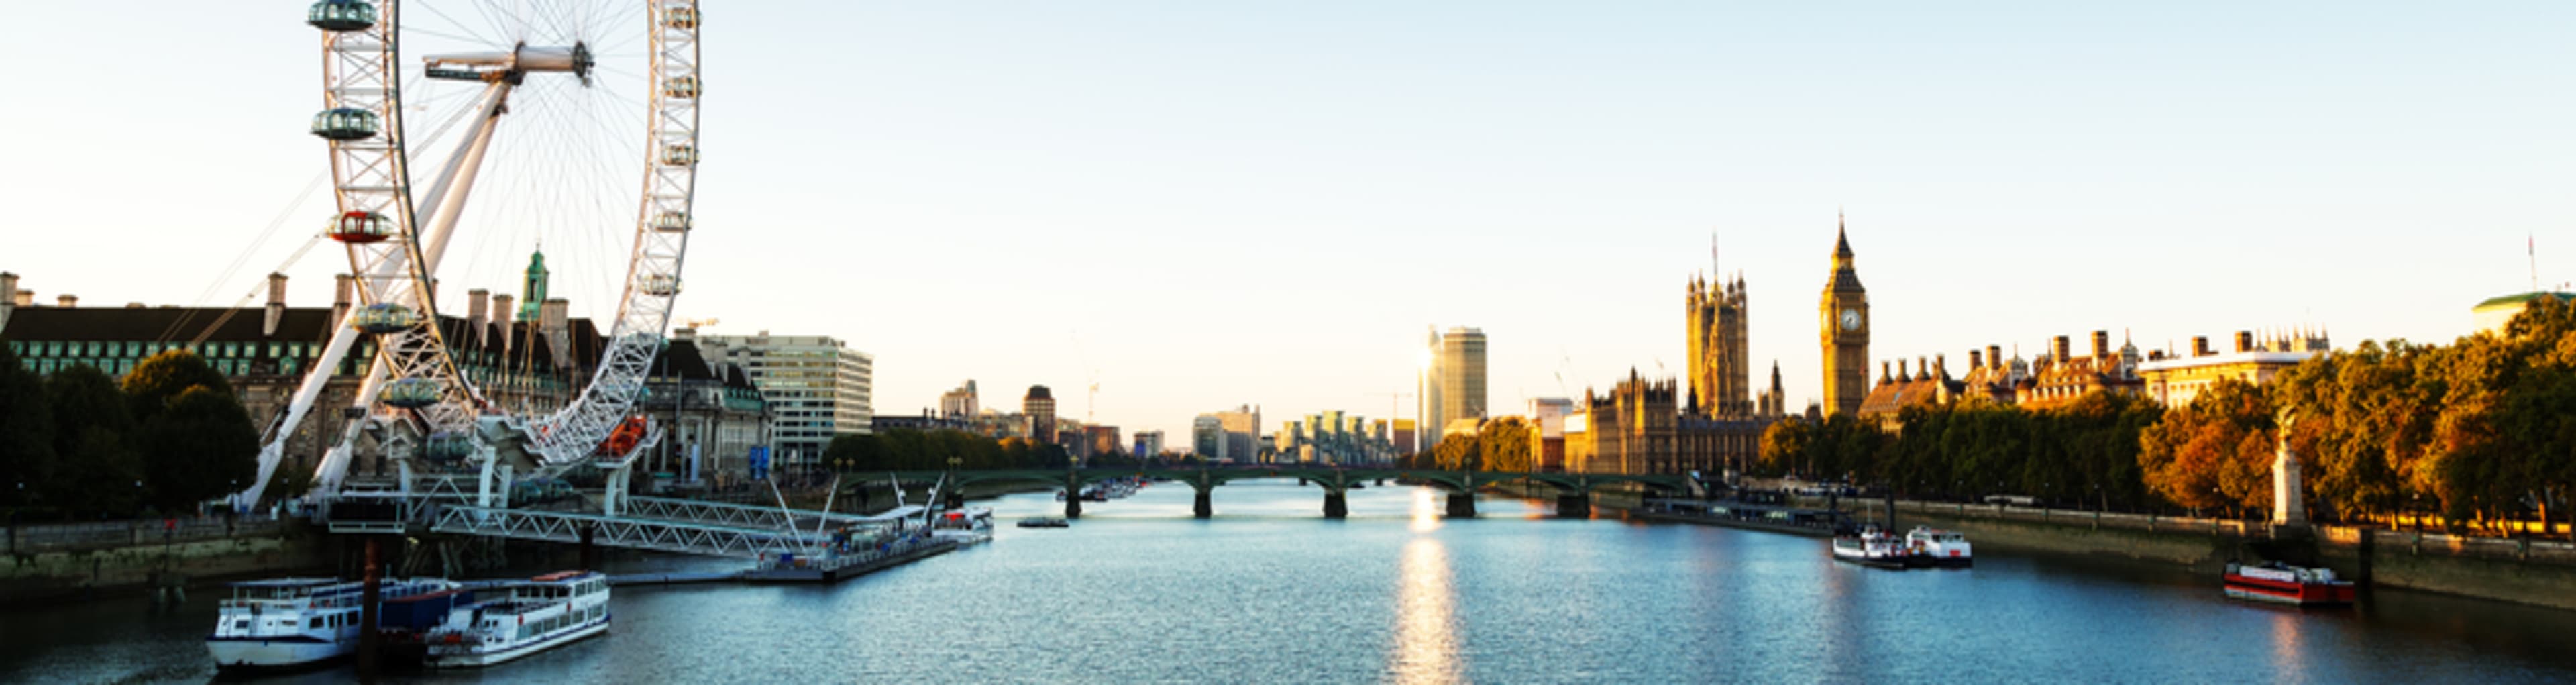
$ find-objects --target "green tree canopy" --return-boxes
[136,386,260,512]
[123,349,233,421]
[44,365,140,517]
[0,340,56,508]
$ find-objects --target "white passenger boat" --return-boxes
[206,577,462,670]
[933,507,995,546]
[421,571,610,668]
[1830,526,1925,569]
[1907,526,1974,567]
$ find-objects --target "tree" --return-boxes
[122,349,235,421]
[44,365,140,517]
[0,339,56,509]
[136,386,260,513]
[824,433,885,472]
[1475,417,1536,472]
[1757,419,1810,477]
[2138,376,2275,517]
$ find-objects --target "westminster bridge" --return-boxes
[873,467,1695,519]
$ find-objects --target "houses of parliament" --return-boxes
[1561,227,1836,478]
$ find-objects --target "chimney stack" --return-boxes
[2235,331,2254,353]
[1935,354,1947,379]
[2192,336,2212,357]
[466,289,490,347]
[1987,344,2004,370]
[492,294,517,357]
[264,272,288,336]
[1898,358,1910,381]
[332,274,354,328]
[56,295,78,308]
[1969,350,1984,372]
[1882,360,1892,384]
[2051,335,2072,367]
[541,298,571,364]
[11,289,30,307]
[0,272,15,330]
[2091,330,2110,360]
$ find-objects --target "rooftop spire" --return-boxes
[1833,210,1854,260]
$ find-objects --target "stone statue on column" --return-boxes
[2273,411,2307,527]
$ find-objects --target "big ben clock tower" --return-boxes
[1819,215,1869,417]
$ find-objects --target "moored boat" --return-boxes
[1017,517,1069,528]
[2224,562,2357,606]
[1830,526,1925,569]
[1907,526,1973,568]
[421,571,610,668]
[934,507,996,546]
[206,576,463,671]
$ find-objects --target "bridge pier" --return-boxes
[1556,494,1591,519]
[1446,492,1477,518]
[1065,494,1082,520]
[1193,489,1212,519]
[1323,491,1348,519]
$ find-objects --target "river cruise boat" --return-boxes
[1907,526,1974,567]
[1830,527,1925,569]
[934,507,995,546]
[1018,516,1069,528]
[206,576,462,670]
[421,571,610,668]
[2224,562,2357,606]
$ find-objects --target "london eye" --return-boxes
[239,0,704,509]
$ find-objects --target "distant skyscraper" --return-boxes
[1418,327,1442,452]
[1133,429,1165,458]
[1023,385,1056,443]
[1192,415,1223,458]
[1426,326,1487,439]
[939,380,978,418]
[1216,405,1262,463]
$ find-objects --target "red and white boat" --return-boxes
[2223,562,2357,606]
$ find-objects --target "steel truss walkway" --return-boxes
[618,496,883,531]
[428,505,840,559]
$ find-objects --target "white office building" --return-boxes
[695,331,873,473]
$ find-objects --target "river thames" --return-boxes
[7,479,2576,683]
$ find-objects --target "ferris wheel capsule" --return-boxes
[661,143,698,166]
[663,76,700,99]
[327,211,392,244]
[307,0,378,32]
[349,303,421,334]
[380,378,443,409]
[640,275,683,297]
[311,107,380,140]
[665,5,700,30]
[651,211,691,233]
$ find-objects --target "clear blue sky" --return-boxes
[5,2,2571,443]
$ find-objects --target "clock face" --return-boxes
[1839,309,1860,331]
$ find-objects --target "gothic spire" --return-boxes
[1833,211,1854,260]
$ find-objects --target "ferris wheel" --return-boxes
[237,0,702,508]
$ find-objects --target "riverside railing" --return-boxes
[1884,499,2576,563]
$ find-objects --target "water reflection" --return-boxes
[1389,536,1462,684]
[1409,487,1442,533]
[2268,609,2307,678]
